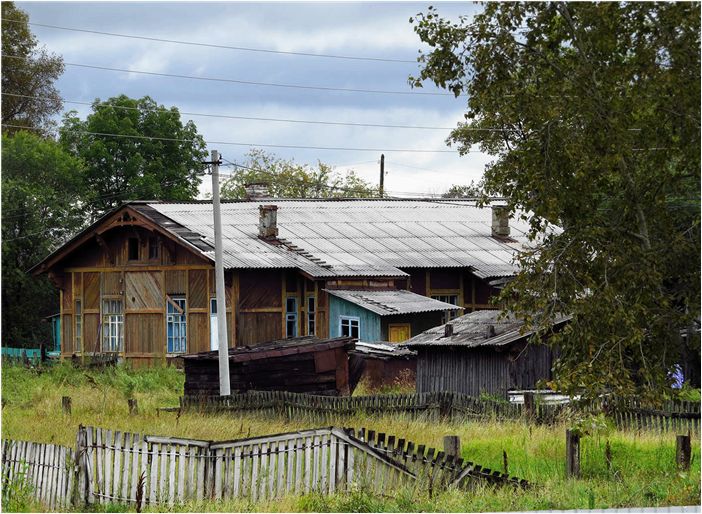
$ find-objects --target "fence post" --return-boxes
[443,436,460,457]
[74,425,87,508]
[676,435,691,471]
[128,399,139,416]
[524,392,535,420]
[565,429,580,478]
[62,396,72,415]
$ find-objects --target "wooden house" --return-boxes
[404,310,570,397]
[31,199,532,365]
[183,335,355,396]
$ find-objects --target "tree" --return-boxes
[411,3,700,400]
[2,131,85,347]
[1,2,64,134]
[220,149,379,199]
[442,181,483,198]
[60,95,208,217]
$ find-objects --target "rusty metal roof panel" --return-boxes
[325,289,463,316]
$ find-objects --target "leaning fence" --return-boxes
[2,424,527,511]
[180,390,701,433]
[1,439,74,510]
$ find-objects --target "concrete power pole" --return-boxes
[210,149,231,396]
[379,154,385,198]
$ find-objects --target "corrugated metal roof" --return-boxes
[403,310,571,348]
[324,289,464,316]
[351,341,416,359]
[144,199,536,279]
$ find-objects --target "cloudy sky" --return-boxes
[18,1,490,197]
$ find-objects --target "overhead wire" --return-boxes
[1,18,419,64]
[2,93,470,131]
[2,54,453,97]
[1,123,467,153]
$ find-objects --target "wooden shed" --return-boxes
[349,342,417,391]
[404,310,569,398]
[182,335,356,396]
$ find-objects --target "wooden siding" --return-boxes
[62,314,73,354]
[103,272,122,296]
[415,344,555,397]
[164,270,187,295]
[188,269,207,309]
[239,270,282,308]
[83,313,100,353]
[328,296,381,342]
[83,273,100,310]
[188,312,209,354]
[125,313,163,355]
[125,271,162,311]
[237,312,282,346]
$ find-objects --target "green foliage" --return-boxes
[220,149,379,199]
[1,2,64,134]
[1,131,85,347]
[1,461,40,512]
[59,95,208,217]
[442,180,484,198]
[410,3,701,401]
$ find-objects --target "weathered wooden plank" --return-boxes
[130,433,141,502]
[159,443,168,502]
[276,440,285,498]
[104,430,113,503]
[214,448,223,499]
[329,435,337,494]
[241,444,251,499]
[177,445,186,503]
[187,444,196,500]
[112,431,122,502]
[251,443,260,502]
[232,446,242,499]
[149,442,159,505]
[312,434,320,492]
[167,445,177,507]
[222,447,231,500]
[320,433,328,493]
[259,442,269,500]
[120,433,131,501]
[304,435,312,493]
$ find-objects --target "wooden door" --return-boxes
[388,323,411,343]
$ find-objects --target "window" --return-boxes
[340,316,360,339]
[128,238,139,261]
[286,297,298,338]
[306,296,316,336]
[148,236,159,260]
[432,294,459,324]
[75,300,82,352]
[102,299,123,352]
[167,297,187,353]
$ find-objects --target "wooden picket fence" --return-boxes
[180,390,552,421]
[181,390,700,433]
[1,439,74,510]
[3,424,528,510]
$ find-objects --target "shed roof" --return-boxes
[182,335,354,363]
[351,341,416,360]
[325,288,463,316]
[139,199,534,279]
[403,310,571,348]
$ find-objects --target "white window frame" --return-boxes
[167,296,187,354]
[101,298,124,353]
[339,315,360,339]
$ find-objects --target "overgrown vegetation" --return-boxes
[1,364,699,512]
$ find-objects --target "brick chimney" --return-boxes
[259,205,278,240]
[245,183,270,200]
[444,323,454,337]
[491,205,510,238]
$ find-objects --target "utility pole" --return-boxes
[379,154,385,198]
[210,149,231,396]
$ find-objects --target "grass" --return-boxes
[2,362,700,512]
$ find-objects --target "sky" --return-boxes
[17,1,490,198]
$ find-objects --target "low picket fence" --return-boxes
[1,439,74,510]
[180,390,701,433]
[2,424,527,510]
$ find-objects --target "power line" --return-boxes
[1,18,418,64]
[2,123,466,154]
[2,54,453,97]
[2,93,468,131]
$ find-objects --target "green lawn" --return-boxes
[2,363,700,512]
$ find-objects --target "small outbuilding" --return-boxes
[349,341,417,391]
[182,335,356,397]
[403,310,569,398]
